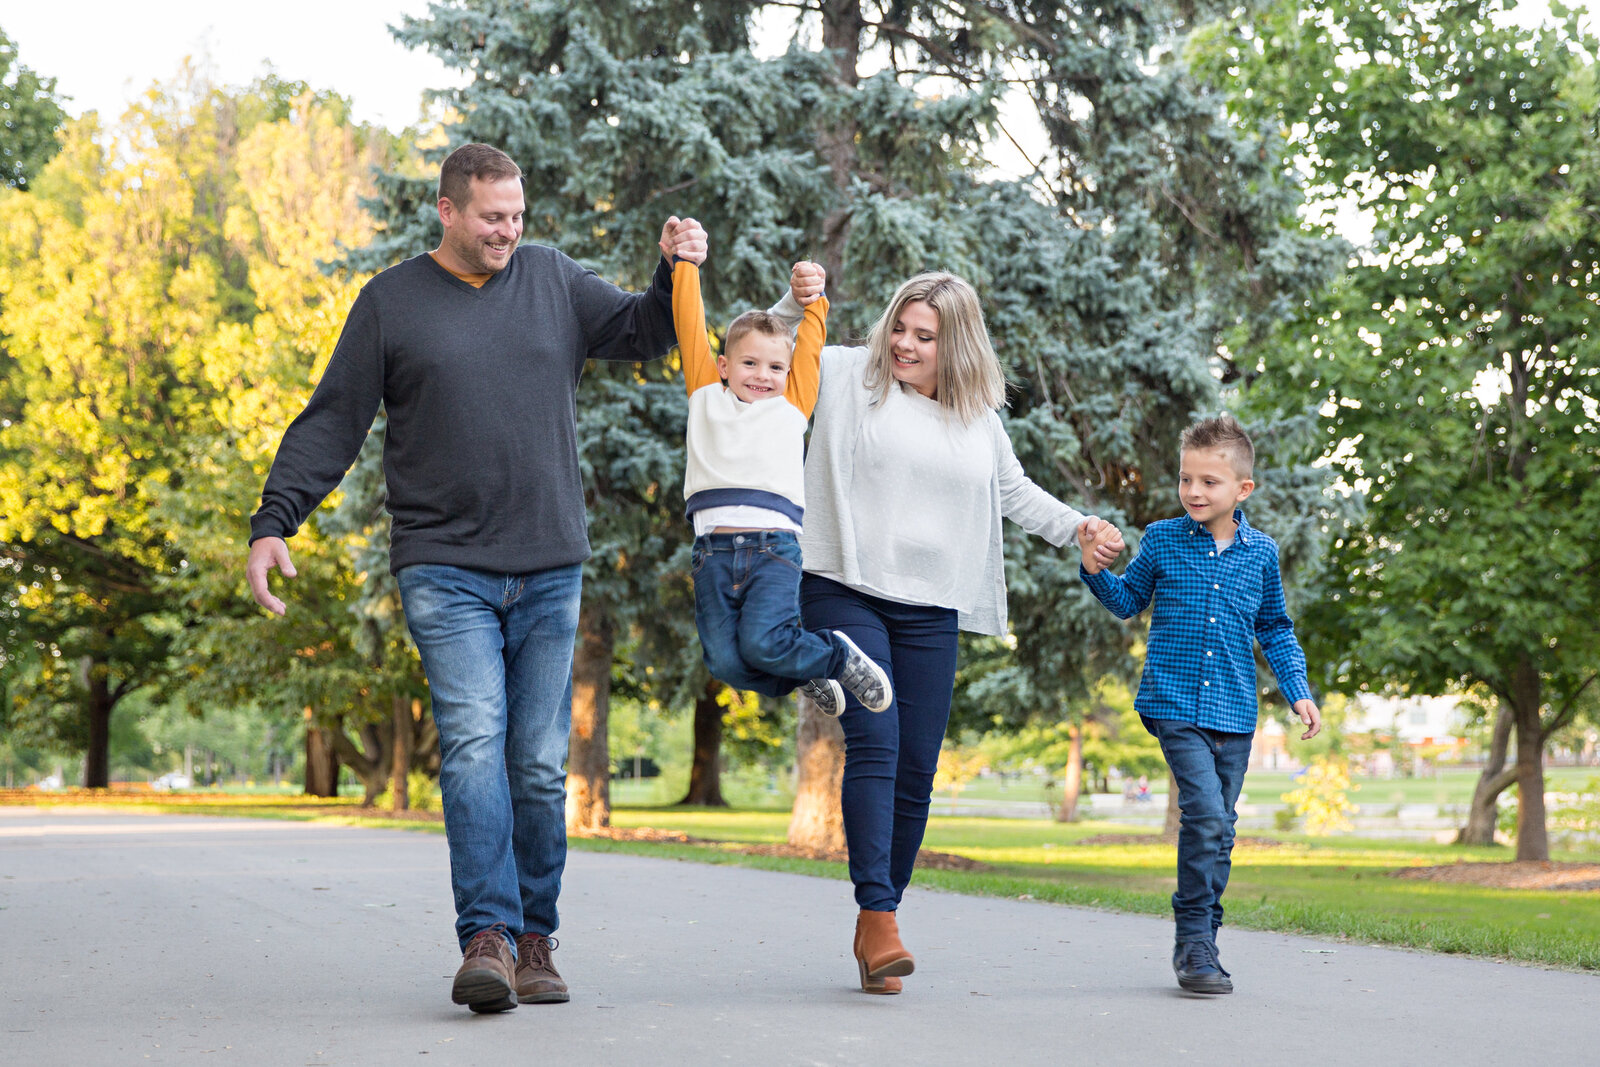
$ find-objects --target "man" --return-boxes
[246,143,707,1013]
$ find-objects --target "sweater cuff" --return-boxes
[768,289,806,328]
[653,255,675,292]
[249,511,295,545]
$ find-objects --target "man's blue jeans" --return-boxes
[396,562,581,951]
[1141,715,1254,945]
[692,531,844,696]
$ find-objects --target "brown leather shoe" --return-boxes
[515,933,571,1004]
[853,909,914,993]
[452,924,517,1013]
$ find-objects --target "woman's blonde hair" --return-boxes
[862,272,1006,423]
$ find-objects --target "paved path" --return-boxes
[2,806,1595,1065]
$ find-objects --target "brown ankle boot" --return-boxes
[854,909,914,993]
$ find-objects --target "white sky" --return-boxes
[3,1,466,131]
[4,0,1589,189]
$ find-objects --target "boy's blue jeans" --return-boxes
[396,562,581,952]
[692,530,844,695]
[1141,715,1254,945]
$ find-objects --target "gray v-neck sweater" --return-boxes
[250,245,677,574]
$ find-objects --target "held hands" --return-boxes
[246,536,297,617]
[790,261,826,306]
[1077,516,1125,574]
[1293,699,1323,741]
[659,216,708,265]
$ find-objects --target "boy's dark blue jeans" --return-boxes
[691,530,844,696]
[1141,715,1254,945]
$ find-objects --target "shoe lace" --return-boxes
[520,934,558,969]
[464,922,512,961]
[1181,939,1219,973]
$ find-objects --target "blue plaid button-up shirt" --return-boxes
[1080,510,1313,734]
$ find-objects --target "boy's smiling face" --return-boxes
[718,332,792,403]
[1179,446,1255,536]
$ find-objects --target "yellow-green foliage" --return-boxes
[934,744,988,812]
[1281,756,1360,835]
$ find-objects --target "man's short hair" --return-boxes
[724,310,790,360]
[1180,414,1255,479]
[438,144,523,210]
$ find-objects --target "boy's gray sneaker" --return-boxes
[1173,939,1233,994]
[834,631,893,712]
[800,677,846,717]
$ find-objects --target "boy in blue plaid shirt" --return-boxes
[1079,414,1322,995]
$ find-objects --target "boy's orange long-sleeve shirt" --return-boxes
[673,260,828,525]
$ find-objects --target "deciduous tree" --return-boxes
[1200,0,1600,859]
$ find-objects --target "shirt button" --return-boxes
[1209,617,1216,623]
[1213,584,1220,590]
[1206,651,1212,656]
[1208,551,1214,557]
[1203,681,1210,687]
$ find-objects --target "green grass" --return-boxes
[598,806,1600,972]
[936,765,1600,808]
[9,791,1598,972]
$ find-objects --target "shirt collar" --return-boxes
[1182,508,1254,545]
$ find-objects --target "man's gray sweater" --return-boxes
[250,245,677,574]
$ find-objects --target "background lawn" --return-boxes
[599,806,1600,971]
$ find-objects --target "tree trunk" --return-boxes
[328,718,391,806]
[1055,723,1083,823]
[1456,704,1515,846]
[1511,656,1549,861]
[566,600,613,832]
[390,693,413,812]
[80,656,113,789]
[816,0,864,300]
[787,691,847,850]
[1162,767,1181,843]
[680,679,728,806]
[303,709,340,798]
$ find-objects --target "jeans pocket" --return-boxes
[691,545,709,577]
[758,545,803,574]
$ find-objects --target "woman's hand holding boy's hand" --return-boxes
[1077,517,1124,574]
[1293,699,1322,740]
[791,261,826,306]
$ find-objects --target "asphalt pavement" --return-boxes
[2,806,1595,1066]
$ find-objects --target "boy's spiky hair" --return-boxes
[724,310,790,358]
[1180,414,1254,479]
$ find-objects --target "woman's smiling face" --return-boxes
[888,300,939,399]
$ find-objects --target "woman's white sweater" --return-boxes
[769,292,1086,635]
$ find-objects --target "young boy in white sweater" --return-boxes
[674,257,891,716]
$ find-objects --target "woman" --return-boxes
[770,265,1122,994]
